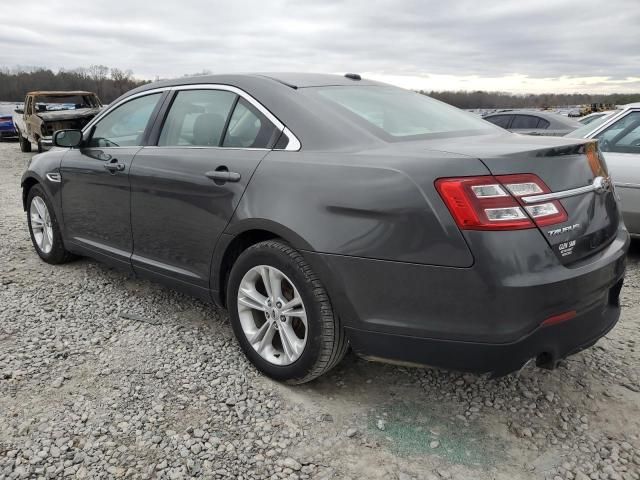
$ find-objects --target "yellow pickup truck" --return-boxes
[13,91,102,152]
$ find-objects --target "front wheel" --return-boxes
[227,240,348,384]
[26,185,74,264]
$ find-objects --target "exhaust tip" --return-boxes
[536,352,558,370]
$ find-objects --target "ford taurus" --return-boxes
[21,73,628,383]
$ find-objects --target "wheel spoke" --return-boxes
[238,287,267,311]
[31,215,44,229]
[279,322,303,361]
[259,266,273,298]
[268,268,284,302]
[281,295,302,311]
[256,323,276,354]
[247,321,270,344]
[45,227,53,248]
[40,227,50,251]
[33,198,46,220]
[282,308,306,321]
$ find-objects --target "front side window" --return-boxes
[309,86,497,139]
[88,93,161,147]
[159,90,236,147]
[596,111,640,154]
[511,115,541,129]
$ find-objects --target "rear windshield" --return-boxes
[308,86,497,140]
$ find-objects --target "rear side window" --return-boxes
[485,115,512,128]
[159,90,236,146]
[222,98,279,148]
[511,115,541,129]
[596,111,640,154]
[537,118,550,129]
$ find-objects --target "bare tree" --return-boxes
[110,68,133,96]
[88,64,109,99]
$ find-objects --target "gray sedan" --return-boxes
[567,103,640,235]
[484,110,582,136]
[21,73,627,383]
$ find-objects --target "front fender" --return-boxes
[21,149,66,226]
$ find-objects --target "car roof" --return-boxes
[134,72,383,91]
[256,72,383,88]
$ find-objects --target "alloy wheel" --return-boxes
[30,196,53,254]
[237,265,308,366]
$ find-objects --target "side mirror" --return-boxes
[14,108,24,114]
[53,130,83,148]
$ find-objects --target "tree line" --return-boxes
[2,66,640,108]
[423,90,640,109]
[0,66,150,104]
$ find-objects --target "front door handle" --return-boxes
[205,169,241,183]
[104,161,125,173]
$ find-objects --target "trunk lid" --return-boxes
[424,133,620,264]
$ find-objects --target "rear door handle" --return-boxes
[205,170,241,183]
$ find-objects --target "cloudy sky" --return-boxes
[1,0,639,93]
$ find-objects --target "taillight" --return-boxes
[435,174,568,231]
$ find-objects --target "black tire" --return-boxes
[227,240,348,384]
[19,134,31,152]
[26,184,75,264]
[37,139,44,153]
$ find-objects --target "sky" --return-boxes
[1,0,639,94]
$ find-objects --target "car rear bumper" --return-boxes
[345,281,621,375]
[303,226,628,375]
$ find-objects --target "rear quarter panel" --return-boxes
[227,149,491,267]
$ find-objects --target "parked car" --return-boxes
[566,103,640,235]
[21,73,628,383]
[13,91,102,152]
[0,114,18,140]
[483,110,582,136]
[578,111,618,126]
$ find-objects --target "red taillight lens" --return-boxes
[435,174,568,231]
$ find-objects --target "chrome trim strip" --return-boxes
[45,172,61,183]
[82,84,302,152]
[615,182,640,190]
[282,127,301,151]
[521,176,607,204]
[142,146,270,152]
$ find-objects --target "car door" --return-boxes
[128,87,281,295]
[60,92,164,269]
[593,109,640,233]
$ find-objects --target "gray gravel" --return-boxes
[0,141,638,480]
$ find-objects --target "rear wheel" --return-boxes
[227,240,348,384]
[19,134,31,152]
[27,185,74,264]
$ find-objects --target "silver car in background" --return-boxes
[484,110,582,136]
[567,103,640,235]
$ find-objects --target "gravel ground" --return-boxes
[0,140,638,480]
